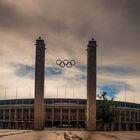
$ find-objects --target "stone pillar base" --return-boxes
[86,123,96,131]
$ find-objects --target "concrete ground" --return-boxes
[0,130,139,140]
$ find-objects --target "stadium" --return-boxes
[0,98,140,131]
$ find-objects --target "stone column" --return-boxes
[52,108,54,126]
[3,109,5,121]
[60,109,62,127]
[8,109,11,129]
[124,111,127,131]
[130,111,131,122]
[86,38,97,131]
[111,124,114,131]
[15,109,17,121]
[125,124,129,131]
[21,108,23,129]
[34,37,46,130]
[29,109,31,122]
[138,112,140,122]
[77,109,79,127]
[137,112,139,122]
[124,111,126,123]
[21,109,23,121]
[134,112,136,123]
[133,124,136,130]
[118,124,121,131]
[15,109,18,129]
[118,116,121,131]
[9,109,11,121]
[68,109,70,127]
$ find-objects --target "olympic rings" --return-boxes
[56,59,76,68]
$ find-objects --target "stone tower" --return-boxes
[86,38,97,131]
[34,37,46,130]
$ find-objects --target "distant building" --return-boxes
[0,98,140,131]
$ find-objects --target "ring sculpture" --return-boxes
[56,59,76,68]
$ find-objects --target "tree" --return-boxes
[97,91,120,123]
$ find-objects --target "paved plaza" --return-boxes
[0,130,140,140]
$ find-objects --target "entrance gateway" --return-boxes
[34,37,97,130]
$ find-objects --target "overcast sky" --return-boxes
[0,0,140,103]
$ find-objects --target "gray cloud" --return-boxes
[13,63,63,79]
[0,0,140,53]
[15,63,34,78]
[98,66,140,77]
[0,1,28,33]
[76,64,140,77]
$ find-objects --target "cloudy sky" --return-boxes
[0,0,140,103]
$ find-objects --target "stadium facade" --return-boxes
[0,98,140,131]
